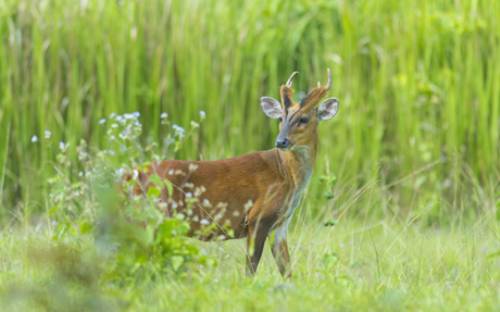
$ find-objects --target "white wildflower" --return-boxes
[115,168,125,177]
[44,130,52,139]
[172,124,185,137]
[202,199,212,208]
[31,135,38,143]
[214,212,224,221]
[159,202,167,209]
[194,186,204,197]
[216,202,228,210]
[244,200,254,212]
[199,110,206,120]
[188,163,199,172]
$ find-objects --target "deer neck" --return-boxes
[275,135,317,189]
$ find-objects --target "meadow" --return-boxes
[0,0,498,310]
[1,218,498,311]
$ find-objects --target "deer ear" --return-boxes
[317,98,339,121]
[260,96,282,119]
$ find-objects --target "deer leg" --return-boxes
[270,223,292,278]
[246,218,272,276]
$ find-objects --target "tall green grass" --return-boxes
[0,0,498,221]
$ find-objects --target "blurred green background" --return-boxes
[0,0,498,222]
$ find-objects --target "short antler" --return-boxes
[286,71,299,88]
[299,68,333,112]
[281,71,299,109]
[325,68,332,90]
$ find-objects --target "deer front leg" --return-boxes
[270,223,292,278]
[245,218,272,276]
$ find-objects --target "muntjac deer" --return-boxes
[127,69,339,278]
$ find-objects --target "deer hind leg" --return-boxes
[245,216,273,276]
[270,222,292,278]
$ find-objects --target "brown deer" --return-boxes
[128,69,339,278]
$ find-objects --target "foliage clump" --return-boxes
[2,112,209,309]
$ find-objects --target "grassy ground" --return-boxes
[133,217,500,311]
[1,215,498,311]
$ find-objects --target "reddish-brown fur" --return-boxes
[132,150,292,239]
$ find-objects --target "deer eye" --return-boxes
[298,117,309,124]
[278,117,283,122]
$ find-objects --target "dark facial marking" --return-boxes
[287,110,311,128]
[284,96,292,109]
[298,116,309,125]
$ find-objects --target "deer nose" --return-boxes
[275,138,290,149]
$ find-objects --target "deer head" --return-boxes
[260,69,339,150]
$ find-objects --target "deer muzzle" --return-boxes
[275,124,291,149]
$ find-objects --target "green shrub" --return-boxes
[46,112,209,287]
